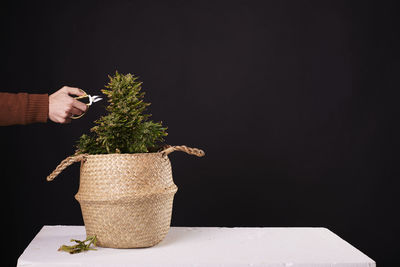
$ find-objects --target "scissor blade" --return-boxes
[92,96,103,103]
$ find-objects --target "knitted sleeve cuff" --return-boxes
[25,94,49,124]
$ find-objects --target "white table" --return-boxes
[17,226,375,267]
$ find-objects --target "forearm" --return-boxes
[0,92,49,126]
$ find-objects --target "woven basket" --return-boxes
[47,145,204,248]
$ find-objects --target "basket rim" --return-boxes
[81,152,166,158]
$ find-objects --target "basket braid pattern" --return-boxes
[46,145,204,248]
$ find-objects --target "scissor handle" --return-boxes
[71,90,90,120]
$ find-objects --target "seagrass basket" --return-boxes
[47,145,204,248]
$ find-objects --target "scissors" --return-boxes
[71,90,103,119]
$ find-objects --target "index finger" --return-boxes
[65,87,86,97]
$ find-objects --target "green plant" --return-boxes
[58,236,97,254]
[76,72,167,154]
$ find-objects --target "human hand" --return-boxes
[49,86,88,123]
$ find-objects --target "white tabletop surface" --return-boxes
[17,226,375,267]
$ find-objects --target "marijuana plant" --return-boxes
[76,72,167,154]
[58,236,97,254]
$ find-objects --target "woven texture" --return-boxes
[47,145,205,248]
[75,153,176,248]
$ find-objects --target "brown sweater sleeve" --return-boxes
[0,92,49,126]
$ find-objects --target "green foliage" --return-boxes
[76,72,167,154]
[58,236,97,254]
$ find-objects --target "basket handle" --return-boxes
[161,145,205,157]
[47,145,204,181]
[47,154,88,182]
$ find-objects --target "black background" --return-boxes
[2,0,399,266]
